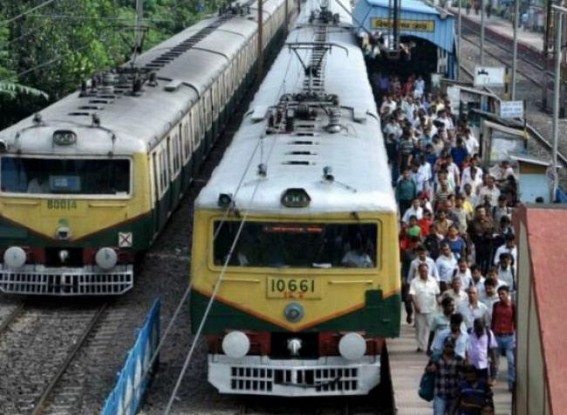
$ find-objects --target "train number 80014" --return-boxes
[267,277,321,299]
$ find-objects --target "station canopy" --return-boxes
[353,0,455,53]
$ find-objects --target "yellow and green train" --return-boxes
[0,0,291,296]
[190,0,401,396]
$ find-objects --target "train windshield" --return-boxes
[0,157,130,195]
[213,221,378,268]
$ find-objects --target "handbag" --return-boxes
[418,369,435,402]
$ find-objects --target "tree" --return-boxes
[0,0,207,129]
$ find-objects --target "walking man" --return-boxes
[409,263,440,352]
[426,337,465,415]
[491,285,516,391]
[467,318,497,383]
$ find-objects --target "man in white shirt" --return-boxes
[478,175,501,207]
[441,276,468,308]
[435,242,458,292]
[493,233,517,266]
[402,198,424,224]
[458,286,489,331]
[470,264,486,299]
[414,75,425,99]
[409,263,441,352]
[407,244,440,283]
[380,95,397,116]
[463,127,480,155]
[453,258,472,288]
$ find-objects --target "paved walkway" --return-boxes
[388,311,512,415]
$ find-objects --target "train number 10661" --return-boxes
[267,277,320,299]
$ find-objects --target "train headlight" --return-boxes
[59,250,69,264]
[95,247,118,271]
[281,188,310,208]
[52,130,77,146]
[287,338,302,356]
[3,246,26,269]
[222,331,250,358]
[338,333,366,361]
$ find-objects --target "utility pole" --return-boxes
[285,0,289,36]
[511,0,519,99]
[134,0,144,58]
[551,4,566,201]
[480,0,485,65]
[457,0,462,79]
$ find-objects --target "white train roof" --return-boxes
[197,0,397,215]
[0,0,281,156]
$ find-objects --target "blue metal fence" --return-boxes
[101,298,160,415]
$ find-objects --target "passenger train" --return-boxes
[0,0,292,296]
[190,0,401,397]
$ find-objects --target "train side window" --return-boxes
[211,82,217,118]
[208,89,213,124]
[200,102,206,140]
[185,113,192,159]
[164,149,169,188]
[192,105,200,149]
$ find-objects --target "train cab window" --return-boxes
[0,156,130,196]
[213,221,378,268]
[0,157,29,193]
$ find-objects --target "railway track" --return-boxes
[461,22,544,87]
[459,39,567,169]
[0,301,107,415]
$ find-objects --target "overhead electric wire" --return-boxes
[120,124,268,415]
[0,0,58,26]
[162,42,300,414]
[164,135,282,415]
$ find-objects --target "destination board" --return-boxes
[371,18,435,32]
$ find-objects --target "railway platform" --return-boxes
[449,5,544,54]
[388,311,512,415]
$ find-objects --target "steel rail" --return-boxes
[30,303,108,415]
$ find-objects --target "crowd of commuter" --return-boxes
[378,73,518,414]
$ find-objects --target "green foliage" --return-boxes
[0,0,205,129]
[0,81,48,98]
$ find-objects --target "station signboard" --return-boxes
[500,100,524,119]
[473,66,505,87]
